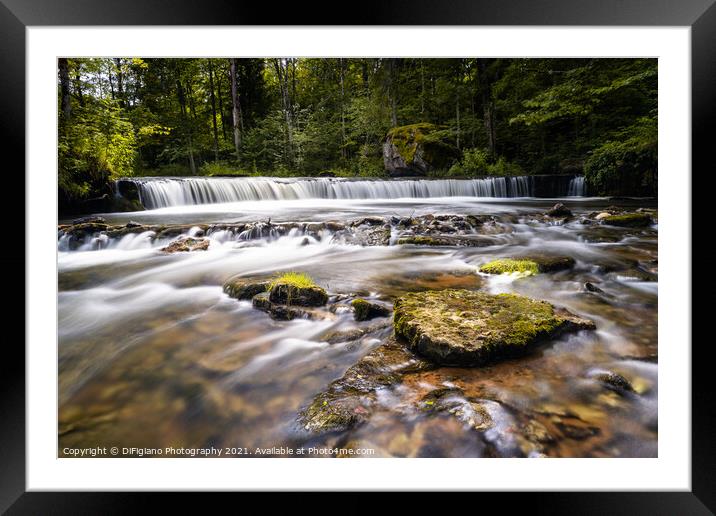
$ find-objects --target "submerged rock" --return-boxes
[589,370,636,394]
[299,337,435,433]
[223,277,270,300]
[351,299,391,321]
[161,237,210,253]
[321,321,392,344]
[393,290,595,366]
[602,213,652,227]
[583,282,605,294]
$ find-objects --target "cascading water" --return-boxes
[119,176,535,209]
[567,176,586,197]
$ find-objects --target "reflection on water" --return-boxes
[58,197,657,457]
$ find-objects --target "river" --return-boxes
[58,176,657,458]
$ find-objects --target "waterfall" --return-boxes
[118,176,536,209]
[567,176,586,197]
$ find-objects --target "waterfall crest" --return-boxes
[120,176,537,209]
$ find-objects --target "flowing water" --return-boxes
[58,177,656,458]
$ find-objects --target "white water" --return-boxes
[567,176,586,197]
[122,176,535,209]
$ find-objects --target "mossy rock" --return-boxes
[223,277,270,301]
[479,259,540,276]
[252,292,331,321]
[351,299,391,321]
[268,283,328,307]
[602,213,653,227]
[393,290,595,366]
[480,256,575,275]
[383,123,459,176]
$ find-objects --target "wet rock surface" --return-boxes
[351,299,391,321]
[223,277,270,301]
[393,290,596,366]
[161,237,210,253]
[298,337,436,433]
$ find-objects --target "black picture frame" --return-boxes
[2,0,711,511]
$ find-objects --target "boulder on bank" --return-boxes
[383,123,459,176]
[161,237,210,253]
[393,290,595,366]
[223,277,270,300]
[351,299,391,321]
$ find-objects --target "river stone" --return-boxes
[268,283,328,307]
[393,290,596,366]
[299,337,435,433]
[161,237,210,253]
[602,213,653,227]
[253,292,332,321]
[223,277,270,300]
[351,299,391,321]
[545,203,573,218]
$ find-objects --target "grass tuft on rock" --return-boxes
[267,272,318,291]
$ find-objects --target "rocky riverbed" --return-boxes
[58,197,657,458]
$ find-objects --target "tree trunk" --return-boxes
[176,79,197,175]
[340,58,346,160]
[272,59,293,162]
[230,58,243,162]
[208,60,220,161]
[114,58,125,107]
[456,90,461,150]
[58,58,72,121]
[388,59,398,127]
[420,59,425,115]
[217,65,227,141]
[72,66,84,108]
[477,59,496,157]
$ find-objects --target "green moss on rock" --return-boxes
[393,289,595,366]
[267,273,328,307]
[480,256,575,275]
[351,298,391,321]
[603,213,653,227]
[479,259,539,276]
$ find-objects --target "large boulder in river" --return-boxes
[393,290,595,366]
[383,123,459,176]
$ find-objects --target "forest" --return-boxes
[58,57,657,211]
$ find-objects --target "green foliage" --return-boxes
[584,117,657,196]
[59,99,136,200]
[58,57,658,205]
[449,148,522,177]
